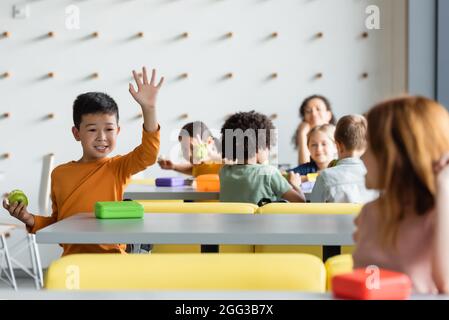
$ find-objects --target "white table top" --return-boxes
[124,184,312,201]
[0,290,446,300]
[124,184,219,201]
[36,213,355,245]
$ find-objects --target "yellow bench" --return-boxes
[45,253,326,292]
[138,202,258,253]
[255,203,362,259]
[324,254,353,291]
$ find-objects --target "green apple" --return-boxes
[195,143,208,161]
[8,189,29,206]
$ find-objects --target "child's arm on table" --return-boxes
[158,158,193,176]
[282,172,306,202]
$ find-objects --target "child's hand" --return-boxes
[2,198,34,228]
[158,159,175,170]
[129,67,164,110]
[191,135,221,163]
[288,172,302,189]
[298,121,311,136]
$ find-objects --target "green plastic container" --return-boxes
[95,201,144,219]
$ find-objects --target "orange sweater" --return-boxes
[29,127,160,256]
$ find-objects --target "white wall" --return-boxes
[0,0,407,269]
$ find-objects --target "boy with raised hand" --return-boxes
[2,67,164,256]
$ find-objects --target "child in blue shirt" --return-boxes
[288,124,337,180]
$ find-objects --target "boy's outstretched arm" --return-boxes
[129,67,164,133]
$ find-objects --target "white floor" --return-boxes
[0,276,39,291]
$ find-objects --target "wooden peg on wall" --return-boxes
[92,32,99,38]
[315,72,323,79]
[91,72,99,79]
[225,73,234,79]
[2,31,10,38]
[362,72,369,79]
[47,72,55,78]
[316,32,324,38]
[181,32,189,38]
[2,72,10,78]
[137,32,144,38]
[225,32,233,38]
[179,113,189,120]
[1,112,10,118]
[179,73,189,79]
[270,73,278,79]
[47,113,55,119]
[1,153,10,159]
[48,31,55,38]
[362,32,369,38]
[270,32,278,38]
[269,113,278,120]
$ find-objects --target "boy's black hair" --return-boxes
[220,111,275,162]
[73,92,119,129]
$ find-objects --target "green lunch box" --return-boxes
[95,201,144,219]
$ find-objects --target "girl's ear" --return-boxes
[117,126,121,135]
[72,126,81,141]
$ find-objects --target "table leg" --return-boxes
[323,246,341,262]
[132,244,142,254]
[201,245,219,253]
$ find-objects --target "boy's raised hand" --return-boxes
[129,67,164,132]
[129,67,164,109]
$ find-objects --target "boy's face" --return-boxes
[72,113,120,162]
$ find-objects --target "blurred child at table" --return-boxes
[353,96,449,294]
[310,115,377,203]
[158,121,222,177]
[2,67,163,256]
[288,124,337,182]
[219,111,305,204]
[293,95,337,165]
